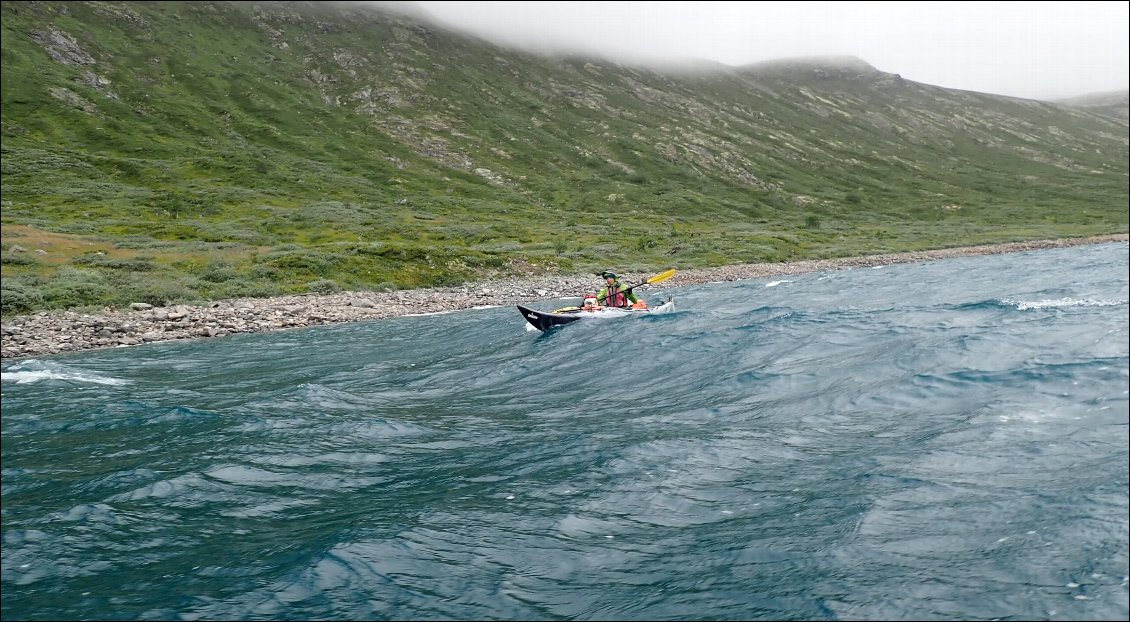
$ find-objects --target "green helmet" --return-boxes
[600,270,617,279]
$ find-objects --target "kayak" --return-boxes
[517,299,675,332]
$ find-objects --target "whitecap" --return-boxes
[1001,297,1127,310]
[1,360,129,386]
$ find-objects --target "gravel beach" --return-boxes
[2,234,1125,360]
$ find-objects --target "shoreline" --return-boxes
[2,233,1126,361]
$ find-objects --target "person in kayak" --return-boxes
[596,270,645,308]
[582,293,600,310]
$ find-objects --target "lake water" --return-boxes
[3,242,1127,620]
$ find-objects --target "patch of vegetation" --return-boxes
[0,0,1126,317]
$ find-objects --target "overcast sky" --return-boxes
[407,1,1128,101]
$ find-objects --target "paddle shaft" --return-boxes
[624,268,676,293]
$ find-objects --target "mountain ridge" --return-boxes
[1053,89,1130,121]
[1,0,1126,315]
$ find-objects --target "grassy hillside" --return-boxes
[2,0,1127,316]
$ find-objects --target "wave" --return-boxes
[955,297,1128,312]
[0,359,129,386]
[998,297,1127,310]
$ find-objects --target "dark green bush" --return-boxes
[1,279,44,316]
[306,278,341,294]
[40,268,116,309]
[1,251,40,266]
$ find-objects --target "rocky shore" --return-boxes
[2,234,1125,360]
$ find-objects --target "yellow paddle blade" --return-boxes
[646,269,677,285]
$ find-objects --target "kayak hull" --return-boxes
[517,299,674,332]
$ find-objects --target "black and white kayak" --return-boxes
[517,268,679,332]
[518,299,675,332]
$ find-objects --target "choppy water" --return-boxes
[2,242,1128,621]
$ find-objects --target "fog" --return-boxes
[392,1,1130,101]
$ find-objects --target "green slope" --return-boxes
[2,0,1127,315]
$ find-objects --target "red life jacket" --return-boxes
[603,284,628,307]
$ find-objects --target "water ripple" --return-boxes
[2,242,1127,620]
